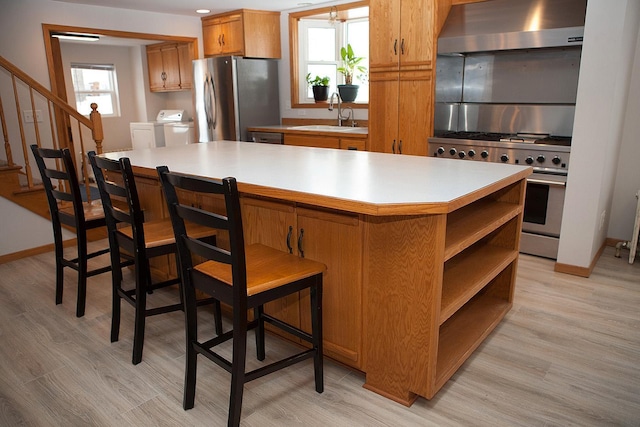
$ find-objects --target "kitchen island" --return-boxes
[103,141,531,405]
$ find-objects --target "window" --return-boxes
[290,2,369,108]
[70,63,120,117]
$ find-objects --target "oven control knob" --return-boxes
[458,151,466,159]
[552,156,562,165]
[500,154,509,162]
[468,149,476,158]
[437,147,445,155]
[481,150,489,159]
[525,156,534,165]
[537,155,546,163]
[449,148,457,156]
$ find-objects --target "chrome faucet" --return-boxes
[328,92,353,126]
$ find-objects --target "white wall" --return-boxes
[557,0,640,268]
[0,198,72,257]
[608,27,640,241]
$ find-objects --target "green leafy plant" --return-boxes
[306,73,330,86]
[337,44,367,85]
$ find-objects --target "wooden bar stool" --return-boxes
[30,145,112,317]
[88,152,220,365]
[158,166,325,427]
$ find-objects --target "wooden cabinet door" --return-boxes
[221,15,244,55]
[240,197,300,335]
[203,23,224,56]
[369,72,399,154]
[284,134,340,149]
[177,43,193,90]
[399,0,434,70]
[397,71,432,156]
[339,137,367,151]
[297,207,363,369]
[161,45,181,90]
[370,0,401,72]
[147,47,165,91]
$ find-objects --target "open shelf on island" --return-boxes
[444,199,521,262]
[434,265,515,394]
[440,243,518,324]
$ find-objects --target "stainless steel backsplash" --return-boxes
[434,47,582,136]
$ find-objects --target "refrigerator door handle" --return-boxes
[204,73,217,133]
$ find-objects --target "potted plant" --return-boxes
[337,44,367,102]
[306,73,330,103]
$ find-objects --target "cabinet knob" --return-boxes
[394,39,398,55]
[401,38,405,55]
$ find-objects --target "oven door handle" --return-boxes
[528,178,566,188]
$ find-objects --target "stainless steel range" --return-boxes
[428,132,569,259]
[430,0,586,259]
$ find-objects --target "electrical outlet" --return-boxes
[23,110,42,123]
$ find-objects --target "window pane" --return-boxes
[307,64,337,97]
[70,64,119,117]
[75,93,114,116]
[308,28,336,61]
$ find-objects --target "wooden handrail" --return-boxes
[0,54,104,201]
[0,55,93,129]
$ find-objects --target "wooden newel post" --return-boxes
[89,103,104,154]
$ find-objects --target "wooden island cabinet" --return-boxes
[103,141,531,405]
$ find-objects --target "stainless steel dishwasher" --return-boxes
[247,131,284,144]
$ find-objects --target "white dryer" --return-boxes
[130,110,187,150]
[164,122,195,146]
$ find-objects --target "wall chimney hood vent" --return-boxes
[438,0,587,54]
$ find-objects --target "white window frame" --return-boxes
[70,63,121,117]
[298,20,342,104]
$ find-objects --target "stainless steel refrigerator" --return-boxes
[193,57,280,142]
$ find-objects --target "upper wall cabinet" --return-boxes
[146,42,193,92]
[202,9,281,59]
[369,0,434,72]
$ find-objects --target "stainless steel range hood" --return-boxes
[438,0,587,54]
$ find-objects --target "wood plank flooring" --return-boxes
[0,243,638,426]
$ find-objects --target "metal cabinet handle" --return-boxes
[221,34,225,46]
[392,139,396,154]
[399,140,403,154]
[401,38,405,54]
[394,39,398,55]
[286,225,293,254]
[218,34,222,46]
[297,228,305,258]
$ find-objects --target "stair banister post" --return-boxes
[89,103,103,155]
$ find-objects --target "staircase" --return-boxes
[1,55,106,257]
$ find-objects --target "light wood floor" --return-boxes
[0,243,638,426]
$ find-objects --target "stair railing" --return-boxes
[0,55,103,201]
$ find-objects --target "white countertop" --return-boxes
[103,141,531,215]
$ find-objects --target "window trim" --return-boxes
[289,1,369,109]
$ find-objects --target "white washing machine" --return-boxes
[164,122,195,146]
[130,110,187,149]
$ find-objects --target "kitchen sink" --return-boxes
[290,125,367,133]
